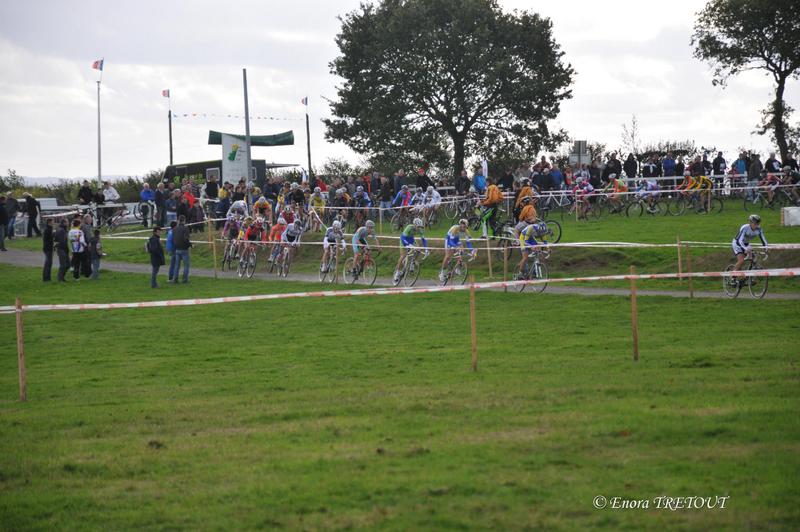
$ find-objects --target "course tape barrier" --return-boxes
[2,268,797,314]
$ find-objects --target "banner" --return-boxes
[221,133,249,184]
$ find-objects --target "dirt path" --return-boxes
[2,247,798,300]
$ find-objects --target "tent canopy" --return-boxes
[207,130,294,146]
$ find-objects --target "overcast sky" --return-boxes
[1,0,797,179]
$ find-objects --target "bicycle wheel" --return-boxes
[268,251,278,274]
[722,264,742,298]
[531,261,548,294]
[743,196,761,212]
[390,213,403,231]
[343,257,357,284]
[709,197,724,214]
[221,244,232,271]
[452,261,469,286]
[543,219,562,244]
[513,264,526,293]
[237,255,246,278]
[668,197,686,216]
[319,259,329,282]
[360,258,377,286]
[444,201,457,219]
[588,201,602,220]
[245,251,257,278]
[133,203,143,220]
[280,251,292,277]
[404,258,421,287]
[747,268,768,299]
[626,201,644,217]
[468,216,481,232]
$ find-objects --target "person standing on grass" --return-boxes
[147,226,165,288]
[22,192,42,237]
[89,229,103,280]
[81,214,94,278]
[171,215,192,283]
[5,192,19,240]
[166,220,177,282]
[0,195,8,251]
[42,217,54,281]
[54,219,69,281]
[68,219,86,279]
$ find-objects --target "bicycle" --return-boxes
[344,247,378,285]
[319,245,342,283]
[390,208,413,232]
[744,187,790,211]
[393,246,427,287]
[276,243,298,278]
[722,248,769,299]
[513,246,550,294]
[105,206,130,233]
[220,239,240,272]
[626,193,667,217]
[133,200,156,226]
[237,243,258,279]
[440,248,474,286]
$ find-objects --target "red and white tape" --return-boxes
[2,268,797,313]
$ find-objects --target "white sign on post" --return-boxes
[221,133,249,185]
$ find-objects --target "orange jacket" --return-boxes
[515,186,533,208]
[518,204,537,222]
[481,184,502,206]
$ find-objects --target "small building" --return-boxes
[163,159,297,188]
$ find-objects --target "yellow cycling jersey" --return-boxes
[690,175,713,190]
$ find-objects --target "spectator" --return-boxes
[166,220,178,282]
[538,155,551,170]
[377,176,394,216]
[732,153,747,175]
[147,226,165,288]
[455,169,470,195]
[473,167,486,193]
[54,219,69,281]
[764,152,782,173]
[642,156,657,178]
[77,180,94,205]
[602,153,622,182]
[171,215,192,284]
[393,169,406,193]
[662,152,676,177]
[0,196,7,251]
[81,214,94,277]
[702,153,713,175]
[166,190,178,223]
[675,155,686,179]
[205,174,219,201]
[189,200,205,233]
[5,192,19,240]
[21,192,42,237]
[88,229,103,280]
[623,153,638,179]
[498,168,514,191]
[783,152,798,171]
[154,182,167,228]
[690,155,704,177]
[42,217,54,281]
[550,165,563,190]
[416,168,433,191]
[140,183,155,227]
[176,194,190,222]
[102,181,120,226]
[712,151,727,175]
[590,159,603,186]
[747,154,763,200]
[68,219,87,280]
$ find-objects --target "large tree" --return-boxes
[692,0,800,161]
[324,0,574,176]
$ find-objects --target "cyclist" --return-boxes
[278,219,304,268]
[732,214,767,272]
[692,174,714,211]
[439,218,475,283]
[226,198,249,219]
[253,196,272,224]
[393,184,411,208]
[514,196,537,237]
[351,219,380,274]
[308,187,326,230]
[236,216,253,257]
[422,186,441,225]
[320,219,346,273]
[267,216,287,264]
[394,217,429,283]
[279,204,295,225]
[240,217,267,265]
[573,177,594,219]
[223,214,242,242]
[604,174,628,213]
[410,187,426,215]
[635,178,660,213]
[352,185,372,223]
[758,169,781,205]
[516,221,549,279]
[479,177,503,235]
[676,171,695,198]
[781,166,800,205]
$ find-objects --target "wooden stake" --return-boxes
[16,297,26,402]
[676,235,683,280]
[469,276,478,372]
[208,217,218,279]
[687,247,694,298]
[485,238,493,278]
[629,267,639,362]
[503,243,508,292]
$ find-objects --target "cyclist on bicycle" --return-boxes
[226,199,249,218]
[480,178,503,236]
[439,218,475,283]
[352,185,372,222]
[635,178,660,213]
[422,186,441,225]
[516,221,549,279]
[603,174,628,213]
[573,177,594,219]
[514,196,538,237]
[279,220,304,266]
[267,216,287,264]
[394,217,429,283]
[240,217,267,264]
[253,196,272,224]
[513,179,534,219]
[223,214,242,242]
[309,187,326,230]
[781,166,800,205]
[351,220,380,273]
[758,169,781,205]
[393,184,411,208]
[410,187,426,214]
[676,171,695,198]
[732,214,768,272]
[692,174,714,211]
[320,220,346,273]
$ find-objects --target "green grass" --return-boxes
[0,264,799,529]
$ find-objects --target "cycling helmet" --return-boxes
[332,220,341,231]
[749,214,761,225]
[426,186,434,193]
[469,186,476,193]
[365,220,375,229]
[314,186,321,193]
[335,188,343,196]
[608,173,617,179]
[521,195,531,204]
[783,166,791,173]
[290,182,299,189]
[401,184,408,190]
[533,222,548,235]
[356,185,364,192]
[459,218,468,226]
[413,217,423,227]
[258,195,266,202]
[292,220,303,230]
[283,204,291,211]
[277,216,286,225]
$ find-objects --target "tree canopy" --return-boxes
[324,0,574,177]
[692,0,800,160]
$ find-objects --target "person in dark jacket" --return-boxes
[147,226,166,288]
[54,219,69,281]
[42,218,54,280]
[89,229,103,280]
[171,215,192,283]
[5,192,19,239]
[22,192,42,237]
[0,196,8,251]
[623,154,638,179]
[154,182,167,228]
[77,180,94,205]
[602,153,623,182]
[416,168,433,191]
[498,169,514,191]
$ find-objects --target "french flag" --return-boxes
[92,58,104,71]
[162,89,170,98]
[300,96,308,106]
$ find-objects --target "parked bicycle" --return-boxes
[722,248,769,299]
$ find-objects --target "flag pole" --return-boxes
[305,98,312,179]
[242,68,253,207]
[167,94,173,166]
[96,78,102,189]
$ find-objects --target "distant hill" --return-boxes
[23,175,134,187]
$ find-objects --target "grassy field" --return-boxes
[0,264,799,529]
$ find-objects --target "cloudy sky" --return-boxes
[1,0,797,179]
